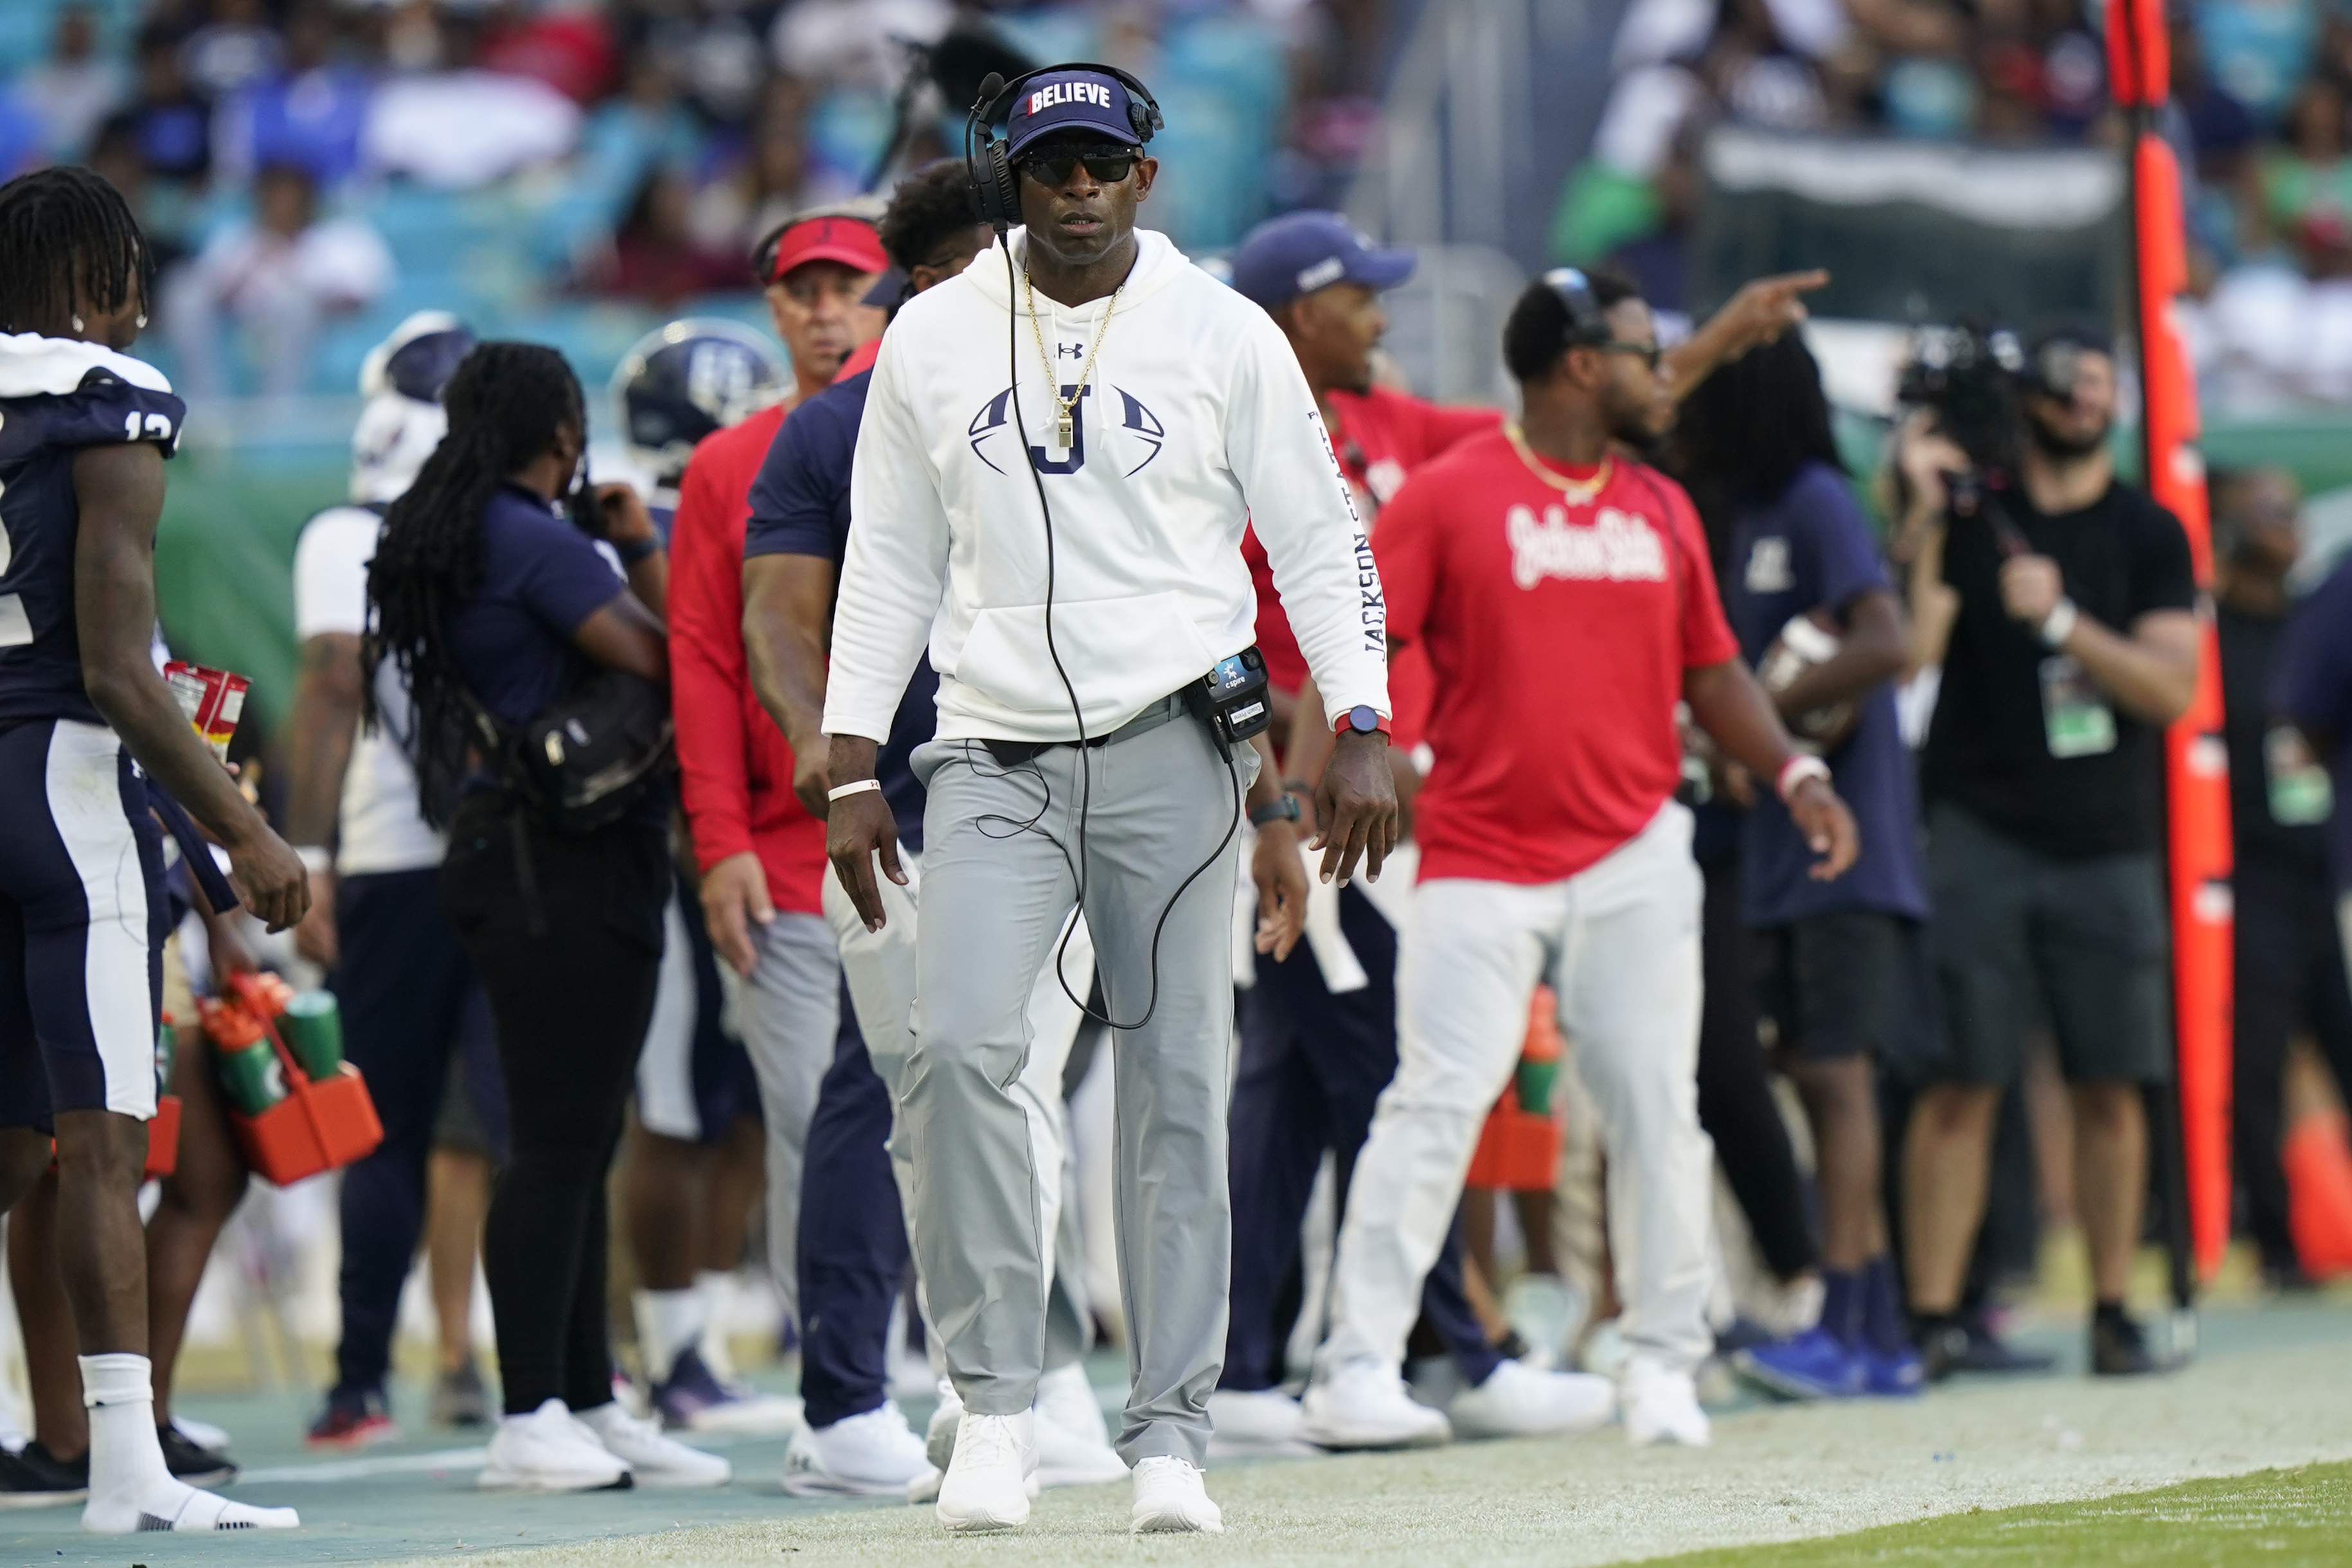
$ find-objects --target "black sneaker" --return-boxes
[1952,1311,2056,1375]
[0,1440,87,1508]
[157,1422,238,1486]
[1915,1317,1970,1383]
[2090,1311,2169,1376]
[431,1362,492,1429]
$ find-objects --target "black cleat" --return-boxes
[158,1423,238,1487]
[2090,1311,2171,1376]
[0,1440,87,1508]
[1952,1310,2056,1374]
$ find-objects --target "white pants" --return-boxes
[823,851,1092,1296]
[1323,801,1715,1375]
[730,909,842,1330]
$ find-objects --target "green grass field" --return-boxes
[1641,1462,2352,1567]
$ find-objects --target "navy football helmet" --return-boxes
[611,319,790,485]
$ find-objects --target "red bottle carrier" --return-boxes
[1465,988,1565,1192]
[145,1094,183,1179]
[202,974,384,1185]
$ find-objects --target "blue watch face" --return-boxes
[1348,705,1378,732]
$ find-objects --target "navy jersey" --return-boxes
[0,336,184,727]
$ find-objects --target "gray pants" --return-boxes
[821,850,1098,1368]
[908,705,1256,1466]
[729,910,842,1328]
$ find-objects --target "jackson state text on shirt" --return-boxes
[1506,504,1667,589]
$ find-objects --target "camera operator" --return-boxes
[365,343,726,1491]
[1896,325,2199,1378]
[820,67,1394,1534]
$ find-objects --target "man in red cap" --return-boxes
[665,209,887,1399]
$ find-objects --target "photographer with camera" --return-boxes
[1895,325,2198,1379]
[366,343,727,1491]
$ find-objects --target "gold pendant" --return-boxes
[1055,410,1074,451]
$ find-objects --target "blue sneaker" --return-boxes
[1862,1346,1925,1397]
[650,1346,803,1435]
[1731,1328,1867,1401]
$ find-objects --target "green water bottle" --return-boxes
[283,991,344,1079]
[217,1037,287,1116]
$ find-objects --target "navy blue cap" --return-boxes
[1006,69,1149,156]
[1230,211,1415,309]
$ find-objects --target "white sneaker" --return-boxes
[1299,1359,1452,1450]
[1035,1410,1128,1487]
[575,1402,729,1488]
[1448,1359,1616,1439]
[925,1379,962,1473]
[1035,1362,1112,1446]
[1621,1358,1710,1448]
[1502,1272,1587,1371]
[781,1403,931,1497]
[934,1410,1033,1533]
[1130,1454,1222,1534]
[1207,1387,1303,1446]
[479,1399,632,1492]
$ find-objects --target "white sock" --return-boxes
[636,1288,706,1384]
[80,1353,299,1533]
[693,1270,737,1382]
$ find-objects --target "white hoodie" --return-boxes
[823,227,1389,745]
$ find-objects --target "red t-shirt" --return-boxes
[1378,431,1739,884]
[1243,386,1500,750]
[670,402,830,911]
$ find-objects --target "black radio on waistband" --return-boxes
[1186,646,1272,746]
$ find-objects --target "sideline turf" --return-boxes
[1637,1461,2352,1567]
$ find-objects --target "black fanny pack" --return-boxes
[467,666,674,833]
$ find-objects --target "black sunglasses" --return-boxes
[1017,145,1141,186]
[1599,339,1662,371]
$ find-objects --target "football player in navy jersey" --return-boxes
[0,166,306,1531]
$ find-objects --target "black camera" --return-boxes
[1896,322,2026,477]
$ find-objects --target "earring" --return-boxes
[71,314,84,332]
[136,312,148,329]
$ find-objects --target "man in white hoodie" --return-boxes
[821,67,1396,1535]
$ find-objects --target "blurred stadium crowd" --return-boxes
[1554,0,2352,413]
[0,0,1373,398]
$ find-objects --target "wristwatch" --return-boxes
[1248,794,1301,829]
[1334,704,1391,739]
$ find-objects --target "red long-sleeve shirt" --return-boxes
[668,402,830,912]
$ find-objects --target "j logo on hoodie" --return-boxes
[967,384,1168,477]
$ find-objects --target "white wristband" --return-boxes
[1776,754,1831,804]
[2038,596,2078,649]
[294,846,332,875]
[826,778,883,802]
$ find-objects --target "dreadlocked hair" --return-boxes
[0,165,152,337]
[1668,330,1844,581]
[364,341,584,826]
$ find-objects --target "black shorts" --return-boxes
[1752,909,1924,1063]
[1923,802,2171,1087]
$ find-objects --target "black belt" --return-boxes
[980,693,1188,769]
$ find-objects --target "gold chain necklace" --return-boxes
[1503,422,1611,503]
[1026,268,1122,453]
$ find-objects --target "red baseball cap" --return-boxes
[758,214,888,286]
